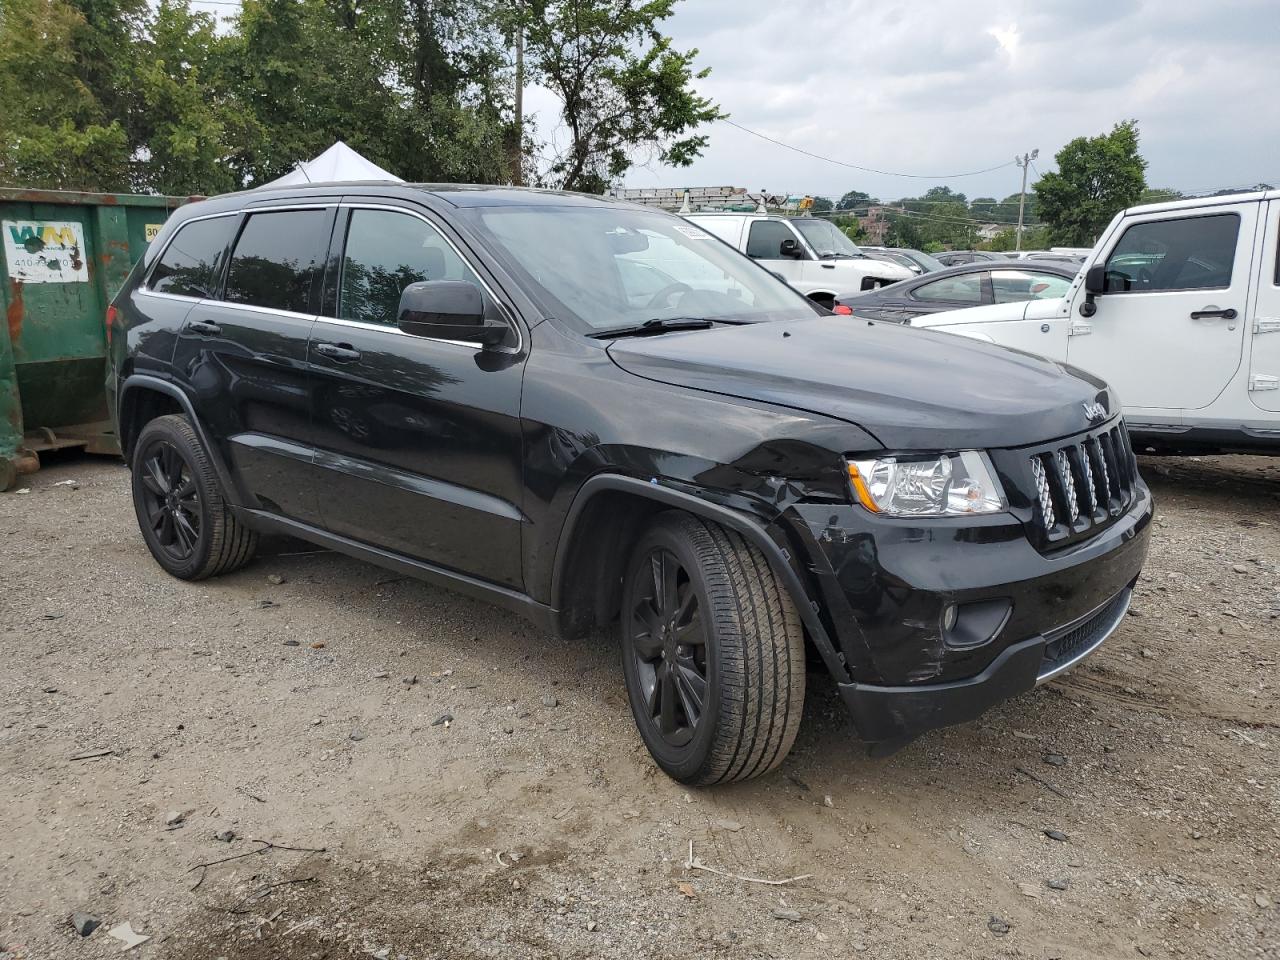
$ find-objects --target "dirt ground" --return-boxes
[1,452,1277,960]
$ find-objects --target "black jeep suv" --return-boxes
[108,184,1151,785]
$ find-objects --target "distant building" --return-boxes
[858,206,891,245]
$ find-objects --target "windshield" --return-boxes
[792,218,864,258]
[464,205,816,332]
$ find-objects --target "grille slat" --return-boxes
[1024,421,1135,547]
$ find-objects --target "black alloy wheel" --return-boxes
[628,547,708,747]
[137,438,202,563]
[620,512,806,785]
[130,414,258,580]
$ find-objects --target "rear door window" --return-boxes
[991,270,1072,303]
[1103,214,1239,293]
[911,272,984,303]
[149,216,237,298]
[223,209,329,313]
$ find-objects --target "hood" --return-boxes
[606,315,1115,450]
[913,295,1069,329]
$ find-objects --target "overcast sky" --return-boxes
[526,0,1279,202]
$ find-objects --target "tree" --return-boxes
[836,189,875,211]
[0,0,132,190]
[1034,120,1147,246]
[1139,187,1184,205]
[809,196,834,213]
[509,0,722,192]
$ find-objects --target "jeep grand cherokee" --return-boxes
[107,184,1152,785]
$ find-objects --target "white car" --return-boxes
[683,213,912,308]
[912,190,1280,454]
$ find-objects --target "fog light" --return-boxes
[941,603,958,632]
[943,598,1013,650]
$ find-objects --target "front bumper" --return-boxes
[784,477,1152,747]
[837,584,1133,746]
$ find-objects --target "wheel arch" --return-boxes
[550,474,850,682]
[118,375,244,506]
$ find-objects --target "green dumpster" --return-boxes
[0,188,194,490]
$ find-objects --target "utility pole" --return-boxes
[1014,149,1039,251]
[512,18,525,186]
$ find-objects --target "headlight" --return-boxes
[846,451,1007,517]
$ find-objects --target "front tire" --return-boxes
[131,414,257,580]
[620,512,806,785]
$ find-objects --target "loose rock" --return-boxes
[542,694,559,708]
[1044,829,1069,842]
[988,916,1011,936]
[71,912,101,937]
[771,908,803,922]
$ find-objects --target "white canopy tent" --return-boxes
[260,141,402,187]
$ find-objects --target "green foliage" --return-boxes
[981,224,1050,252]
[835,189,875,211]
[1139,187,1184,204]
[505,0,722,191]
[810,196,834,213]
[1034,120,1147,246]
[1,0,716,195]
[828,213,865,243]
[0,0,132,189]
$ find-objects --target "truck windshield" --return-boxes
[464,205,816,333]
[792,219,865,259]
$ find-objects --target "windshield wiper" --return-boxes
[590,317,718,339]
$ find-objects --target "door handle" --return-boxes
[188,320,221,336]
[1190,307,1237,320]
[314,342,362,363]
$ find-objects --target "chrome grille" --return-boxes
[1054,449,1079,522]
[1026,422,1136,545]
[1030,456,1055,528]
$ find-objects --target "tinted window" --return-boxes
[338,209,479,327]
[991,269,1072,303]
[912,273,983,303]
[746,220,797,259]
[223,210,328,313]
[149,216,236,297]
[1104,214,1238,293]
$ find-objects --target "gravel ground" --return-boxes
[1,452,1277,960]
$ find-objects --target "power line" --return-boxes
[719,119,1019,180]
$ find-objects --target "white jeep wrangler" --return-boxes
[912,190,1280,454]
[683,212,912,308]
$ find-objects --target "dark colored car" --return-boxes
[839,261,1079,324]
[933,250,1010,267]
[107,184,1151,785]
[863,246,946,274]
[861,249,925,274]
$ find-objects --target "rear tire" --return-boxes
[131,414,257,580]
[620,512,806,785]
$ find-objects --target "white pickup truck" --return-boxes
[683,212,912,308]
[912,190,1280,454]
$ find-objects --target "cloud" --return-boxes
[597,0,1280,200]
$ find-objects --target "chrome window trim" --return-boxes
[143,210,241,295]
[313,314,487,351]
[327,202,522,355]
[202,298,317,324]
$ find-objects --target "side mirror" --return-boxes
[1084,264,1106,295]
[779,238,804,259]
[397,280,508,347]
